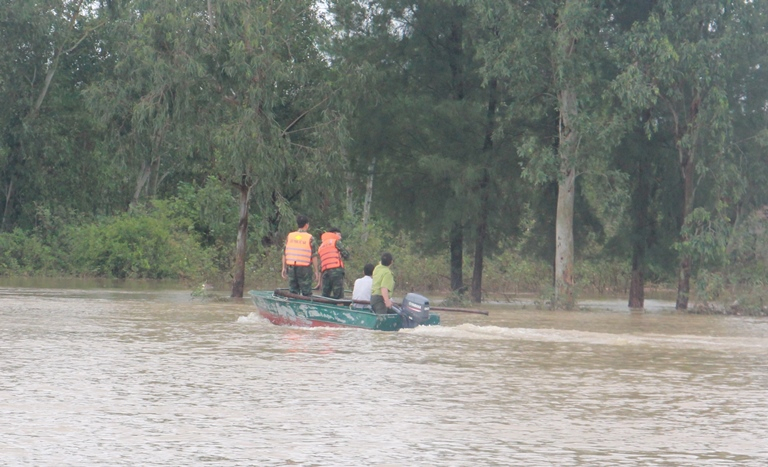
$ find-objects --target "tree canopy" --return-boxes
[2,0,768,311]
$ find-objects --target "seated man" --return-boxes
[370,252,396,314]
[352,263,374,308]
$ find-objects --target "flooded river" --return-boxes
[1,281,767,466]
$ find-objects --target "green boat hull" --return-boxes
[249,290,440,331]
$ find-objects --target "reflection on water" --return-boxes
[1,283,767,466]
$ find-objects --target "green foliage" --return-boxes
[0,0,120,230]
[0,228,56,275]
[482,249,551,296]
[2,0,768,312]
[576,259,631,295]
[167,177,239,270]
[66,206,215,280]
[0,204,216,281]
[693,269,727,304]
[519,137,559,185]
[689,208,768,314]
[674,207,731,268]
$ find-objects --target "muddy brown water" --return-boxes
[1,279,767,466]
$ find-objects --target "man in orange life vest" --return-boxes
[281,214,320,296]
[318,227,350,299]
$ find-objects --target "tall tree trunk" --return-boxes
[29,0,88,120]
[628,252,645,308]
[207,0,215,34]
[1,177,13,231]
[628,120,652,309]
[676,148,695,310]
[450,222,464,292]
[471,171,489,303]
[231,180,252,298]
[628,173,649,308]
[446,8,466,295]
[362,157,375,242]
[555,88,578,310]
[553,6,579,310]
[345,173,355,217]
[672,93,699,311]
[32,54,61,118]
[149,154,161,198]
[555,165,576,309]
[131,161,152,207]
[470,78,497,303]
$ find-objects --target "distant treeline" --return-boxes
[1,1,767,313]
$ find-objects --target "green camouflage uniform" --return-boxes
[287,234,317,296]
[321,239,350,299]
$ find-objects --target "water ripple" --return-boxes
[1,288,767,466]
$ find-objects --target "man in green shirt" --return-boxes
[370,252,396,314]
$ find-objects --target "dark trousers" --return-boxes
[321,268,345,299]
[370,294,395,314]
[287,265,313,296]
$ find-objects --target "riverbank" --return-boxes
[5,275,764,316]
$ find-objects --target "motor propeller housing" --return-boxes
[398,293,431,328]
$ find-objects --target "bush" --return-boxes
[482,250,551,296]
[576,258,631,295]
[0,228,57,275]
[65,206,216,280]
[167,178,240,272]
[689,209,768,315]
[246,246,285,290]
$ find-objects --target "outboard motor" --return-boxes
[396,293,431,328]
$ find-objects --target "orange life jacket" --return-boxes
[319,232,344,271]
[284,231,313,266]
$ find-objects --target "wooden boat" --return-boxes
[249,289,440,331]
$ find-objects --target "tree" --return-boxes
[87,1,347,296]
[86,1,212,209]
[1,1,116,230]
[615,0,759,309]
[203,0,347,297]
[330,0,523,302]
[472,0,623,309]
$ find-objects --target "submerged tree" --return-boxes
[615,0,760,309]
[203,0,347,297]
[472,0,624,309]
[88,0,347,296]
[329,0,522,302]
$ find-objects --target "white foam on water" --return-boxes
[236,312,265,324]
[403,323,768,352]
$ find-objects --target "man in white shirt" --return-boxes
[352,263,375,307]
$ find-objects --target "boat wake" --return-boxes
[402,323,768,352]
[236,312,267,324]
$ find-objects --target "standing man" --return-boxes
[318,227,350,299]
[281,215,320,296]
[370,252,395,314]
